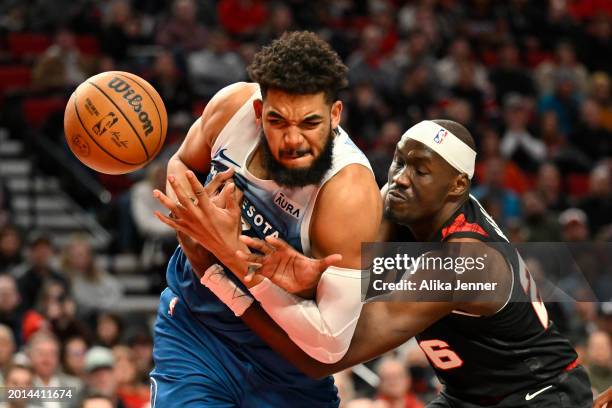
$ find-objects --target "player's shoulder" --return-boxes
[200,82,259,142]
[320,164,380,209]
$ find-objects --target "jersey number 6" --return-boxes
[419,339,464,370]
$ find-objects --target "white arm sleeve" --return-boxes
[249,266,364,364]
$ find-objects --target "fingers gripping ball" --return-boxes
[64,71,168,174]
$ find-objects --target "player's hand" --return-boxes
[594,387,612,408]
[236,235,342,295]
[154,170,244,261]
[177,231,216,279]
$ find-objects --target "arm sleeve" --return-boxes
[249,266,364,364]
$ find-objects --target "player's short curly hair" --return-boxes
[247,31,348,103]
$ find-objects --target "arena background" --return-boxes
[0,0,611,407]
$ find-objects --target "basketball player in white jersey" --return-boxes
[149,31,381,407]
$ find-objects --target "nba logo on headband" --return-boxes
[433,129,448,144]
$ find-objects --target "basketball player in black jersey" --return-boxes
[174,119,595,407]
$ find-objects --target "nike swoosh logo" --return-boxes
[215,148,241,168]
[525,385,553,401]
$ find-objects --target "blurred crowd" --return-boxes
[1,0,612,406]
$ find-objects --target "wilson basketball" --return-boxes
[64,71,167,175]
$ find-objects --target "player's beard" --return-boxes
[260,126,335,188]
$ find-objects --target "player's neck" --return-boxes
[408,200,466,241]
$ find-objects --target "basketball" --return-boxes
[63,71,167,175]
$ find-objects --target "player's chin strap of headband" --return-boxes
[403,120,476,179]
[200,264,364,364]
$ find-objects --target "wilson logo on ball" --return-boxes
[92,112,118,136]
[107,77,154,136]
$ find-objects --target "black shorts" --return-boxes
[427,366,593,408]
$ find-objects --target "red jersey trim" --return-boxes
[441,213,489,240]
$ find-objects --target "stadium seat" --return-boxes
[0,65,32,93]
[8,33,52,60]
[22,96,67,128]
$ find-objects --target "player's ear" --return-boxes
[330,100,342,130]
[253,99,263,120]
[449,173,470,199]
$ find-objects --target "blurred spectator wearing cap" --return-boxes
[0,225,24,275]
[156,0,208,53]
[2,363,35,408]
[499,93,546,172]
[61,235,122,319]
[27,332,82,401]
[578,164,612,237]
[0,275,25,346]
[13,233,68,311]
[585,330,612,393]
[559,208,590,242]
[113,345,149,408]
[83,346,126,408]
[375,357,424,408]
[0,324,15,386]
[521,190,562,241]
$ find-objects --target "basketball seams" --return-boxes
[73,91,145,166]
[87,81,150,161]
[114,72,166,157]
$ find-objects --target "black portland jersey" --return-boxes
[415,195,578,403]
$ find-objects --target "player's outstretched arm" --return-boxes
[237,295,452,378]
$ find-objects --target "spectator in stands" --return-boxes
[436,37,489,92]
[79,392,114,408]
[521,190,562,241]
[539,110,590,172]
[578,164,612,237]
[217,0,267,40]
[499,93,546,172]
[113,345,149,408]
[585,330,612,394]
[14,233,68,311]
[83,346,126,408]
[187,29,245,99]
[126,330,153,384]
[474,126,528,194]
[489,40,536,105]
[538,70,582,135]
[368,120,403,187]
[148,50,193,124]
[375,357,424,408]
[95,313,123,349]
[2,363,35,408]
[388,64,436,126]
[156,0,208,53]
[344,82,387,147]
[61,235,122,318]
[449,62,486,121]
[590,72,612,132]
[0,225,24,275]
[535,41,588,96]
[559,208,590,242]
[62,336,89,381]
[0,324,16,386]
[31,27,91,91]
[536,162,569,213]
[472,157,522,226]
[581,15,612,73]
[571,98,612,161]
[0,178,12,229]
[27,331,82,392]
[0,275,24,346]
[98,0,149,63]
[347,25,396,94]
